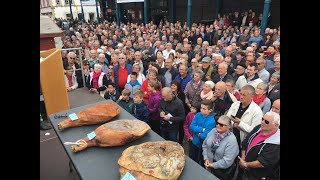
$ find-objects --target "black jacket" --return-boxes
[86,73,109,92]
[211,73,234,84]
[104,90,120,102]
[158,96,185,130]
[242,125,280,180]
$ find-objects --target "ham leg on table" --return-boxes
[57,102,120,130]
[71,119,151,152]
[118,141,185,180]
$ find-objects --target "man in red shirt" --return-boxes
[114,53,132,92]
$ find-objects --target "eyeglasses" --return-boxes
[70,57,75,60]
[84,64,89,66]
[262,118,270,124]
[256,63,261,65]
[216,122,228,127]
[119,57,125,59]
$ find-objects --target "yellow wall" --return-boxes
[40,48,70,115]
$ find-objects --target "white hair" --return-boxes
[94,63,102,69]
[98,53,105,58]
[265,111,280,126]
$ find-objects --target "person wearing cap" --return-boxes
[200,57,215,81]
[200,81,215,101]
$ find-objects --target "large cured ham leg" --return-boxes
[57,102,120,130]
[118,141,185,180]
[70,119,151,152]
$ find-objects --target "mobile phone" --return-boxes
[231,115,236,118]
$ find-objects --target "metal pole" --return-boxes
[144,0,148,25]
[80,0,85,22]
[260,0,271,36]
[69,0,73,21]
[215,0,220,20]
[116,2,120,28]
[172,0,176,23]
[95,0,100,24]
[187,0,192,27]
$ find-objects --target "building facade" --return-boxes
[41,0,101,22]
[40,0,53,17]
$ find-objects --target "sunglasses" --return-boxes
[70,57,75,60]
[262,118,270,124]
[84,64,89,66]
[216,122,228,127]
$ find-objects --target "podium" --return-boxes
[40,48,70,115]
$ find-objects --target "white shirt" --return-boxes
[163,49,175,60]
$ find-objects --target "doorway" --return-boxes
[89,13,94,22]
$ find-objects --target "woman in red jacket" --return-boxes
[141,69,162,105]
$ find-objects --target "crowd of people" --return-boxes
[56,9,280,180]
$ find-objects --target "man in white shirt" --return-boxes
[163,43,175,60]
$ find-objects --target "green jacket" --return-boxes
[116,98,134,113]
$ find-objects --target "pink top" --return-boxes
[184,112,195,139]
[247,130,277,153]
[233,90,240,101]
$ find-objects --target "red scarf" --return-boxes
[253,94,266,105]
[67,75,73,87]
[92,72,101,89]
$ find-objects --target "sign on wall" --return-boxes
[116,0,144,3]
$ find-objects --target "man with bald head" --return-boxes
[211,81,237,119]
[159,87,186,142]
[270,99,280,115]
[212,62,233,83]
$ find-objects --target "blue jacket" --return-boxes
[124,80,142,98]
[114,64,132,91]
[190,112,216,147]
[174,74,192,92]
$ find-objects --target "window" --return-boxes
[56,0,60,5]
[65,0,72,5]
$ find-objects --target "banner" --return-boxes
[117,0,144,3]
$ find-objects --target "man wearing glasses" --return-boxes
[238,111,280,180]
[63,52,83,87]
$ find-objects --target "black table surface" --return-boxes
[49,100,219,180]
[68,88,106,108]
